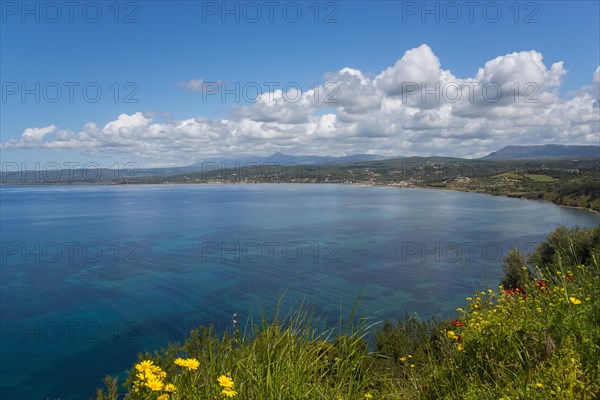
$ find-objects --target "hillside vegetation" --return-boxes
[96,225,600,399]
[141,158,600,213]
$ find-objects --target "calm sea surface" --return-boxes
[1,184,599,399]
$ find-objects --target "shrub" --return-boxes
[500,248,531,289]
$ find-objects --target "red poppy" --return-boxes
[504,287,527,300]
[536,280,548,288]
[456,336,462,343]
[452,320,463,327]
[565,273,573,280]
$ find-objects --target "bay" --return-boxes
[1,184,598,400]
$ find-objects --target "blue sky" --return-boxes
[1,1,599,167]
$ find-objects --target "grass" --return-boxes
[96,228,600,399]
[523,174,559,182]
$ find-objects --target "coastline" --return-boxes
[402,184,600,215]
[3,180,599,215]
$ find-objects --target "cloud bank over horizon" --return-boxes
[3,44,599,167]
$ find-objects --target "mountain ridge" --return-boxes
[189,153,390,167]
[481,144,599,160]
[190,145,600,167]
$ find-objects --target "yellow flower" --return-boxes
[466,297,472,301]
[157,395,169,400]
[221,387,238,397]
[136,371,155,382]
[175,357,200,370]
[447,330,457,339]
[410,364,415,368]
[174,358,186,367]
[145,378,164,391]
[407,354,412,358]
[164,383,176,392]
[569,297,582,305]
[150,365,163,373]
[135,360,155,372]
[149,365,167,379]
[184,358,200,370]
[457,344,464,352]
[536,383,544,388]
[399,357,407,362]
[364,394,373,400]
[218,375,235,388]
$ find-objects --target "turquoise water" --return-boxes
[1,184,598,399]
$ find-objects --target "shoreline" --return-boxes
[2,180,599,215]
[405,184,600,215]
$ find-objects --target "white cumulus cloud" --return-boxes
[3,45,599,165]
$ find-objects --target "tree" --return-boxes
[529,225,600,275]
[500,249,531,289]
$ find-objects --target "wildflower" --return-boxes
[136,371,154,382]
[536,383,544,388]
[466,297,473,301]
[407,354,412,358]
[565,273,573,280]
[569,297,582,305]
[135,360,155,372]
[399,357,407,362]
[536,280,548,288]
[175,357,200,370]
[221,387,238,397]
[457,344,464,352]
[145,378,164,391]
[364,393,373,400]
[452,320,463,327]
[164,383,176,392]
[447,330,457,339]
[218,375,235,388]
[157,395,169,400]
[410,364,415,368]
[506,286,528,300]
[184,358,199,370]
[150,365,166,379]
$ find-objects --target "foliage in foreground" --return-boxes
[97,226,600,399]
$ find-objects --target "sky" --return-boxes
[1,0,599,168]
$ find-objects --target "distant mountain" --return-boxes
[482,145,600,160]
[189,152,390,168]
